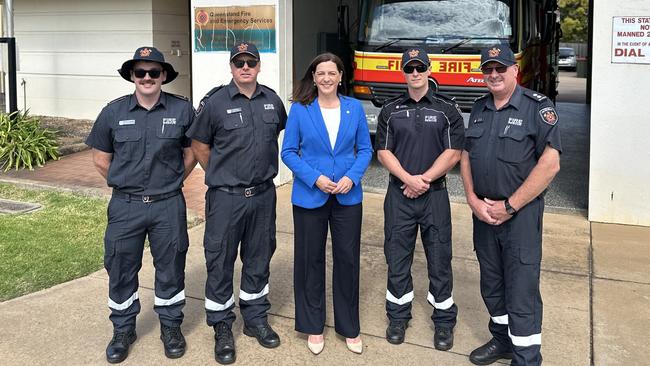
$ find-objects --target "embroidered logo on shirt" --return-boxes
[264,104,275,110]
[539,107,558,125]
[424,115,438,123]
[118,119,135,126]
[507,117,523,126]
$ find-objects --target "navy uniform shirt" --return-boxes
[375,88,465,176]
[465,85,562,200]
[187,80,287,188]
[85,92,194,195]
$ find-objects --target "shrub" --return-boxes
[0,111,59,171]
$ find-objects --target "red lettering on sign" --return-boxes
[615,48,647,57]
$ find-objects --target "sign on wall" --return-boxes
[612,16,650,64]
[194,5,276,53]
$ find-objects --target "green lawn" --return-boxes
[0,183,107,301]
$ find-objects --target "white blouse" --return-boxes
[320,106,340,150]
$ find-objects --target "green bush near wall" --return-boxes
[0,111,59,172]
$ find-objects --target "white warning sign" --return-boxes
[612,16,650,64]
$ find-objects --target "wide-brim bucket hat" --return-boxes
[118,46,178,84]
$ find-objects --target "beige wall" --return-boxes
[152,0,190,98]
[13,0,189,119]
[589,0,650,226]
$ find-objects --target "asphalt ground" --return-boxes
[362,72,589,212]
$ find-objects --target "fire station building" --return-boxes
[1,0,649,227]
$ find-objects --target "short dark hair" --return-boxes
[292,53,346,105]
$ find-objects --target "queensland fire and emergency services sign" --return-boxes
[612,16,650,64]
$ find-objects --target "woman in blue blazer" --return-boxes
[281,53,372,355]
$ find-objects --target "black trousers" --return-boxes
[203,187,277,327]
[474,197,544,366]
[293,195,362,338]
[104,193,188,332]
[383,183,457,328]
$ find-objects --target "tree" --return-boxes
[558,0,589,42]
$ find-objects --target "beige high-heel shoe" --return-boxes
[346,336,363,354]
[307,334,324,355]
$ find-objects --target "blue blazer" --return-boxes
[281,96,373,209]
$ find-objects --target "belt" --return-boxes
[214,180,273,198]
[389,175,447,191]
[475,195,506,201]
[112,189,181,203]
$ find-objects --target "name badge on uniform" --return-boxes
[473,118,483,124]
[264,104,275,110]
[163,118,177,125]
[119,119,135,126]
[227,107,242,114]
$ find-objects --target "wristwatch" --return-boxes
[504,199,517,215]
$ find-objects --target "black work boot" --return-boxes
[106,329,137,364]
[243,322,281,348]
[434,327,454,351]
[385,321,408,344]
[469,338,513,365]
[160,324,186,359]
[214,322,236,365]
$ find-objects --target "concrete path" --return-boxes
[2,182,648,365]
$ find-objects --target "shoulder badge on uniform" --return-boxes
[474,93,488,102]
[106,95,129,106]
[382,94,403,108]
[539,106,558,125]
[195,85,224,116]
[432,92,463,114]
[434,92,456,102]
[259,84,278,95]
[168,92,189,101]
[524,89,548,102]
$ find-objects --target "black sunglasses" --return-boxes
[481,65,509,74]
[403,64,428,74]
[133,68,162,79]
[232,59,259,68]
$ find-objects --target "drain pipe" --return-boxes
[2,0,18,114]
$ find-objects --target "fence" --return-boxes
[560,42,588,58]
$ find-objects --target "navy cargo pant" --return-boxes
[383,182,458,329]
[474,197,544,366]
[203,185,277,328]
[104,192,188,332]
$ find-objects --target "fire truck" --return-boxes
[351,0,560,133]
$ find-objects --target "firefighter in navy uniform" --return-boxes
[187,42,287,365]
[460,45,561,366]
[86,46,196,363]
[375,47,465,350]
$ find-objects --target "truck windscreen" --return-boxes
[359,0,514,47]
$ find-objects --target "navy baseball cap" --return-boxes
[480,45,516,67]
[118,46,178,84]
[401,47,430,68]
[230,42,260,61]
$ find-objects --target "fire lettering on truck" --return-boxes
[438,61,472,73]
